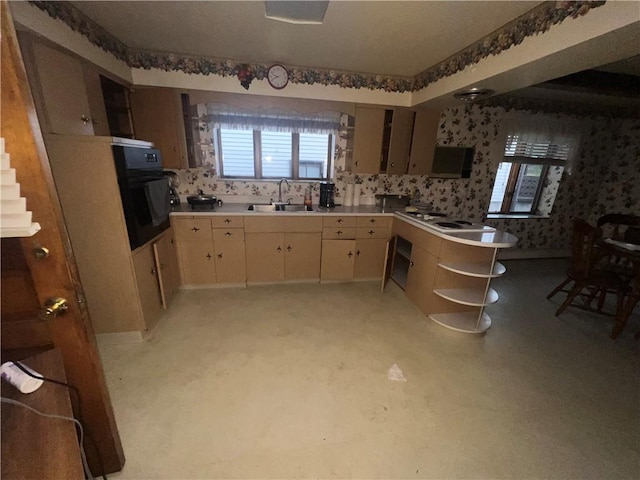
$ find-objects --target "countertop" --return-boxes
[170,203,518,248]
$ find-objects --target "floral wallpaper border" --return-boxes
[28,0,605,94]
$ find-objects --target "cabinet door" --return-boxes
[387,110,415,175]
[354,238,388,279]
[321,240,356,281]
[213,229,246,284]
[130,88,187,169]
[352,107,385,174]
[177,242,216,285]
[405,245,437,314]
[132,242,163,330]
[284,233,321,280]
[408,109,440,175]
[152,231,179,308]
[30,41,94,135]
[245,233,284,282]
[82,64,111,136]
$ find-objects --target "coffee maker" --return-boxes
[319,182,335,208]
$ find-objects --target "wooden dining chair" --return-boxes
[597,214,640,242]
[547,218,631,318]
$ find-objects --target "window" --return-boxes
[489,125,579,215]
[207,104,340,180]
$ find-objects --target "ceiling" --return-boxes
[69,1,541,77]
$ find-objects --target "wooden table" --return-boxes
[599,241,640,338]
[1,349,84,479]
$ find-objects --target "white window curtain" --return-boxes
[204,103,341,134]
[498,113,584,174]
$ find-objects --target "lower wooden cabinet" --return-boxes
[213,229,246,284]
[246,232,321,283]
[153,229,180,308]
[132,241,163,331]
[321,240,356,280]
[354,238,388,279]
[405,245,438,315]
[177,241,216,285]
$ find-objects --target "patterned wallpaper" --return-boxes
[176,105,639,251]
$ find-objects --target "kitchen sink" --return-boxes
[247,203,313,212]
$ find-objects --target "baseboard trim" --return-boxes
[180,283,247,289]
[498,248,570,260]
[95,331,145,345]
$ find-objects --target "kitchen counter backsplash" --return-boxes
[173,104,639,251]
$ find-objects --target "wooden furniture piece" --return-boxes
[245,216,322,283]
[407,109,440,175]
[2,10,124,473]
[1,349,84,479]
[390,215,515,333]
[44,135,175,335]
[547,218,631,321]
[129,87,190,169]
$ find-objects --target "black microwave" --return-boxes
[430,146,474,178]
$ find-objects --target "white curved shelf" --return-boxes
[0,222,41,238]
[433,287,498,306]
[429,312,491,334]
[438,261,506,278]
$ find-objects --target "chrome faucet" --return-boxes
[278,178,290,204]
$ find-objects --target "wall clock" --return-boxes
[267,64,289,90]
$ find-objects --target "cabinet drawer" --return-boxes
[323,216,357,228]
[212,228,244,242]
[322,227,356,239]
[356,227,388,239]
[173,218,213,242]
[244,216,322,233]
[356,216,391,228]
[211,216,244,228]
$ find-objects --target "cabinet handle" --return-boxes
[224,219,231,223]
[412,163,417,168]
[337,219,343,224]
[347,251,353,258]
[368,230,375,235]
[287,245,292,252]
[150,268,156,275]
[217,253,223,259]
[355,161,359,166]
[369,219,376,224]
[391,162,395,167]
[277,246,282,252]
[225,232,232,237]
[410,261,414,267]
[171,238,175,245]
[206,253,212,260]
[191,227,200,232]
[356,250,360,256]
[337,230,343,235]
[80,114,91,125]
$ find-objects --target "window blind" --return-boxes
[504,134,571,165]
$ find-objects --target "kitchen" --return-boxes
[1,1,639,478]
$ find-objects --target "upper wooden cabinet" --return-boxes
[129,88,189,169]
[408,109,441,175]
[352,107,418,175]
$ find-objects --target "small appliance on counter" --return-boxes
[319,182,335,208]
[164,171,180,206]
[187,190,217,209]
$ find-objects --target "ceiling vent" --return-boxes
[265,1,329,24]
[454,88,495,102]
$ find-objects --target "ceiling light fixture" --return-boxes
[454,88,495,102]
[265,1,329,25]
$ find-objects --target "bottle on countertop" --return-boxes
[304,186,313,210]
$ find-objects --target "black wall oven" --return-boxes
[113,144,170,250]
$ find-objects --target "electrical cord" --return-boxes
[1,396,94,480]
[11,361,108,480]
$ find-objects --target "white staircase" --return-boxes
[0,137,41,237]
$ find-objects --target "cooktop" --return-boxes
[397,211,496,233]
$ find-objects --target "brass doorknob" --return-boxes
[40,298,68,319]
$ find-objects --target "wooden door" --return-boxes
[82,63,111,136]
[354,238,388,279]
[408,109,440,175]
[213,229,246,283]
[132,242,163,330]
[1,10,124,475]
[321,240,356,281]
[284,232,321,280]
[245,233,284,282]
[25,38,94,135]
[177,241,216,284]
[129,88,187,169]
[152,230,179,308]
[387,110,415,174]
[405,245,438,314]
[352,107,384,174]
